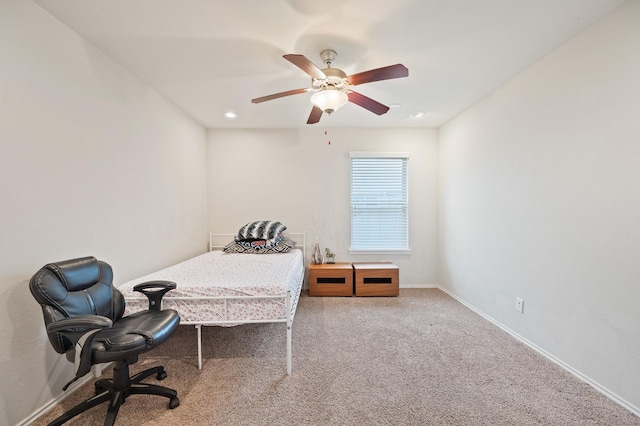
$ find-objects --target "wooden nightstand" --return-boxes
[308,263,353,296]
[353,262,399,296]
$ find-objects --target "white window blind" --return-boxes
[350,153,409,252]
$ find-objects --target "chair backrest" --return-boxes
[29,256,125,354]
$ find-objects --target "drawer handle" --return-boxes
[317,277,346,284]
[363,277,392,284]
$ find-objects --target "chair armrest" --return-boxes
[46,315,113,390]
[46,315,113,335]
[134,280,177,311]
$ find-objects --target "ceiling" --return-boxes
[34,0,624,129]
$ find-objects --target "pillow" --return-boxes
[237,236,284,250]
[223,237,296,254]
[235,221,287,243]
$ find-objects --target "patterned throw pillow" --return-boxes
[223,237,297,254]
[238,236,284,249]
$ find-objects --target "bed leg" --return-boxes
[196,324,202,370]
[286,324,292,375]
[286,291,292,375]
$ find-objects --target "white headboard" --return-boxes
[209,232,307,259]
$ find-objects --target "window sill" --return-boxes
[349,249,411,255]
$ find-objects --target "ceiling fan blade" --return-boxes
[251,88,308,104]
[347,91,390,116]
[283,54,327,80]
[347,64,409,86]
[307,106,323,124]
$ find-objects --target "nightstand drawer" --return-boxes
[353,262,399,297]
[308,263,353,296]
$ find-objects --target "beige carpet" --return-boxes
[32,289,639,425]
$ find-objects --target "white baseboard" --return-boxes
[437,286,640,418]
[19,364,106,426]
[400,283,438,288]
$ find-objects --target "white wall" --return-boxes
[4,0,638,422]
[438,0,640,413]
[0,1,209,424]
[207,128,438,286]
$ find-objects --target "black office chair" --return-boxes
[30,256,181,426]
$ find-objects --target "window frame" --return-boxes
[349,151,411,255]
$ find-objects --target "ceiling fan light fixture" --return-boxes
[311,89,348,114]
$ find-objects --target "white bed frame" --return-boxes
[167,232,306,374]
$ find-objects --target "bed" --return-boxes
[118,229,306,374]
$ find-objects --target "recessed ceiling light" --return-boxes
[409,111,424,118]
[223,111,237,119]
[389,103,401,108]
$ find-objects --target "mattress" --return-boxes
[118,249,304,325]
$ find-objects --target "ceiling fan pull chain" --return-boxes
[325,129,331,145]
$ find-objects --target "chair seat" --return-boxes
[91,309,180,364]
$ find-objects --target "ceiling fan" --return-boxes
[251,49,409,124]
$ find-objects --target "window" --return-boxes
[350,152,409,253]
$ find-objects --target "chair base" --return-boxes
[48,360,179,426]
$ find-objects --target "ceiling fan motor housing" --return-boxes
[310,49,349,91]
[313,67,348,90]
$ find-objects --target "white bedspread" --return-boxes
[118,249,304,325]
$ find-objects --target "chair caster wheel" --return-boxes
[169,397,180,409]
[157,370,167,380]
[94,384,105,394]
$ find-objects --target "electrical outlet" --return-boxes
[515,297,524,313]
